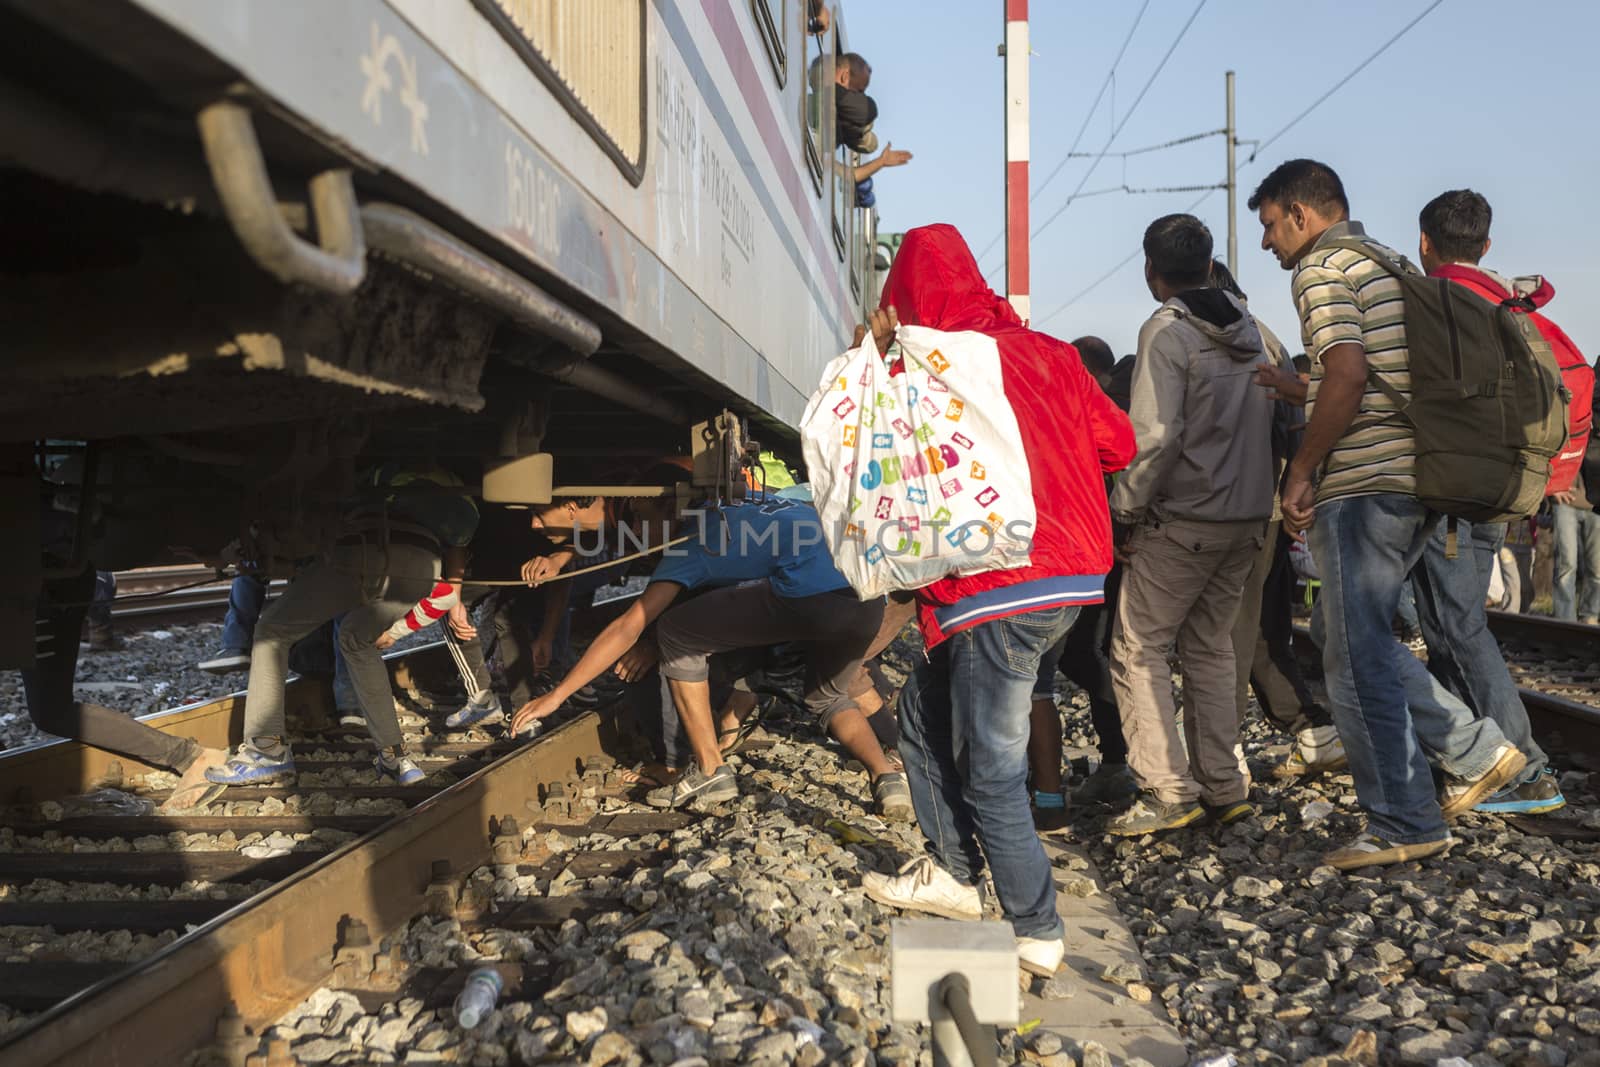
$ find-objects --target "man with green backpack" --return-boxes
[1250,159,1547,870]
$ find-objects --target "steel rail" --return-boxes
[1485,610,1600,657]
[0,662,618,1066]
[1287,621,1600,758]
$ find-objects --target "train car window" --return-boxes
[801,16,826,195]
[751,0,787,84]
[472,0,647,186]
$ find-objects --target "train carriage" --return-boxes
[0,0,884,656]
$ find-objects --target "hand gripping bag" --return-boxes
[800,324,1036,598]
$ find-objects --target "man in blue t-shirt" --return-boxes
[511,499,911,815]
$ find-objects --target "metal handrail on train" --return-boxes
[193,99,698,425]
[196,100,367,294]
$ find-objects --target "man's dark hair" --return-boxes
[1292,352,1311,376]
[1208,258,1247,301]
[842,52,871,90]
[1246,159,1349,218]
[556,495,599,508]
[1143,214,1213,288]
[1419,189,1491,263]
[1070,336,1116,377]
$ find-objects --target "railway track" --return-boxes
[109,565,290,624]
[1486,610,1600,758]
[0,641,646,1066]
[1288,610,1600,757]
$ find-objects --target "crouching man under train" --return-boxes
[859,225,1135,978]
[510,495,912,818]
[206,464,480,789]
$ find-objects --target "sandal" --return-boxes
[717,713,767,755]
[618,763,676,788]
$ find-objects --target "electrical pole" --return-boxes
[1003,0,1029,321]
[1225,69,1237,275]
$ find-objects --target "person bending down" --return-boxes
[206,465,481,789]
[510,498,912,819]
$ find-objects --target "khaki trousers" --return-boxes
[1111,517,1264,805]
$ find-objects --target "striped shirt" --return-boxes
[1292,221,1415,503]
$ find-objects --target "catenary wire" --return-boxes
[1029,0,1210,243]
[1247,0,1446,163]
[1033,0,1445,327]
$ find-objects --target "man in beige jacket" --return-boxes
[1106,214,1275,836]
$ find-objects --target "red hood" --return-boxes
[881,224,1024,331]
[877,225,1137,646]
[1430,263,1555,309]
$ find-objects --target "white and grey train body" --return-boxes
[0,0,886,654]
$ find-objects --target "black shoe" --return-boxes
[1202,798,1253,825]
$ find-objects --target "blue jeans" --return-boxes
[1552,503,1600,620]
[1394,579,1420,634]
[221,574,268,652]
[1411,520,1546,783]
[331,616,359,714]
[1310,494,1508,844]
[1468,521,1508,589]
[898,606,1076,940]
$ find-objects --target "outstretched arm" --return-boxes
[510,581,682,732]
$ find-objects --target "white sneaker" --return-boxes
[1275,724,1348,779]
[1017,935,1064,977]
[862,855,981,921]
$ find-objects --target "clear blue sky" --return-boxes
[847,0,1600,362]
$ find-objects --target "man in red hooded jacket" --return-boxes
[860,225,1135,977]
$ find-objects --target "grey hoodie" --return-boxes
[1110,289,1276,525]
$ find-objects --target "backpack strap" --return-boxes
[1315,237,1417,420]
[1319,236,1421,279]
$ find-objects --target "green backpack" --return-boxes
[1329,239,1569,526]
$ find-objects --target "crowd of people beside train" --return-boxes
[17,157,1598,981]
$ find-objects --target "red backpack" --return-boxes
[1531,308,1594,496]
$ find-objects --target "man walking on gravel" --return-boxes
[1410,188,1577,815]
[860,225,1135,977]
[1251,160,1528,869]
[1104,214,1274,836]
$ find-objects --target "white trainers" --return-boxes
[1275,724,1348,779]
[862,855,981,921]
[1017,935,1065,977]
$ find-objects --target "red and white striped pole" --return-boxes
[1003,0,1029,322]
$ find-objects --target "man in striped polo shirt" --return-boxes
[1249,160,1527,870]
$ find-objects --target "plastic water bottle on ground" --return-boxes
[453,967,504,1029]
[1190,1055,1239,1067]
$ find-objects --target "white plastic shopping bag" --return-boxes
[800,324,1036,598]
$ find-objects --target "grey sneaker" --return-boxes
[1105,793,1204,837]
[445,692,504,729]
[646,764,737,809]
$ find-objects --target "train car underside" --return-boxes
[0,1,784,668]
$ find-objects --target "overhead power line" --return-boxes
[1030,0,1210,242]
[1033,0,1446,329]
[1065,128,1225,161]
[1247,0,1445,162]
